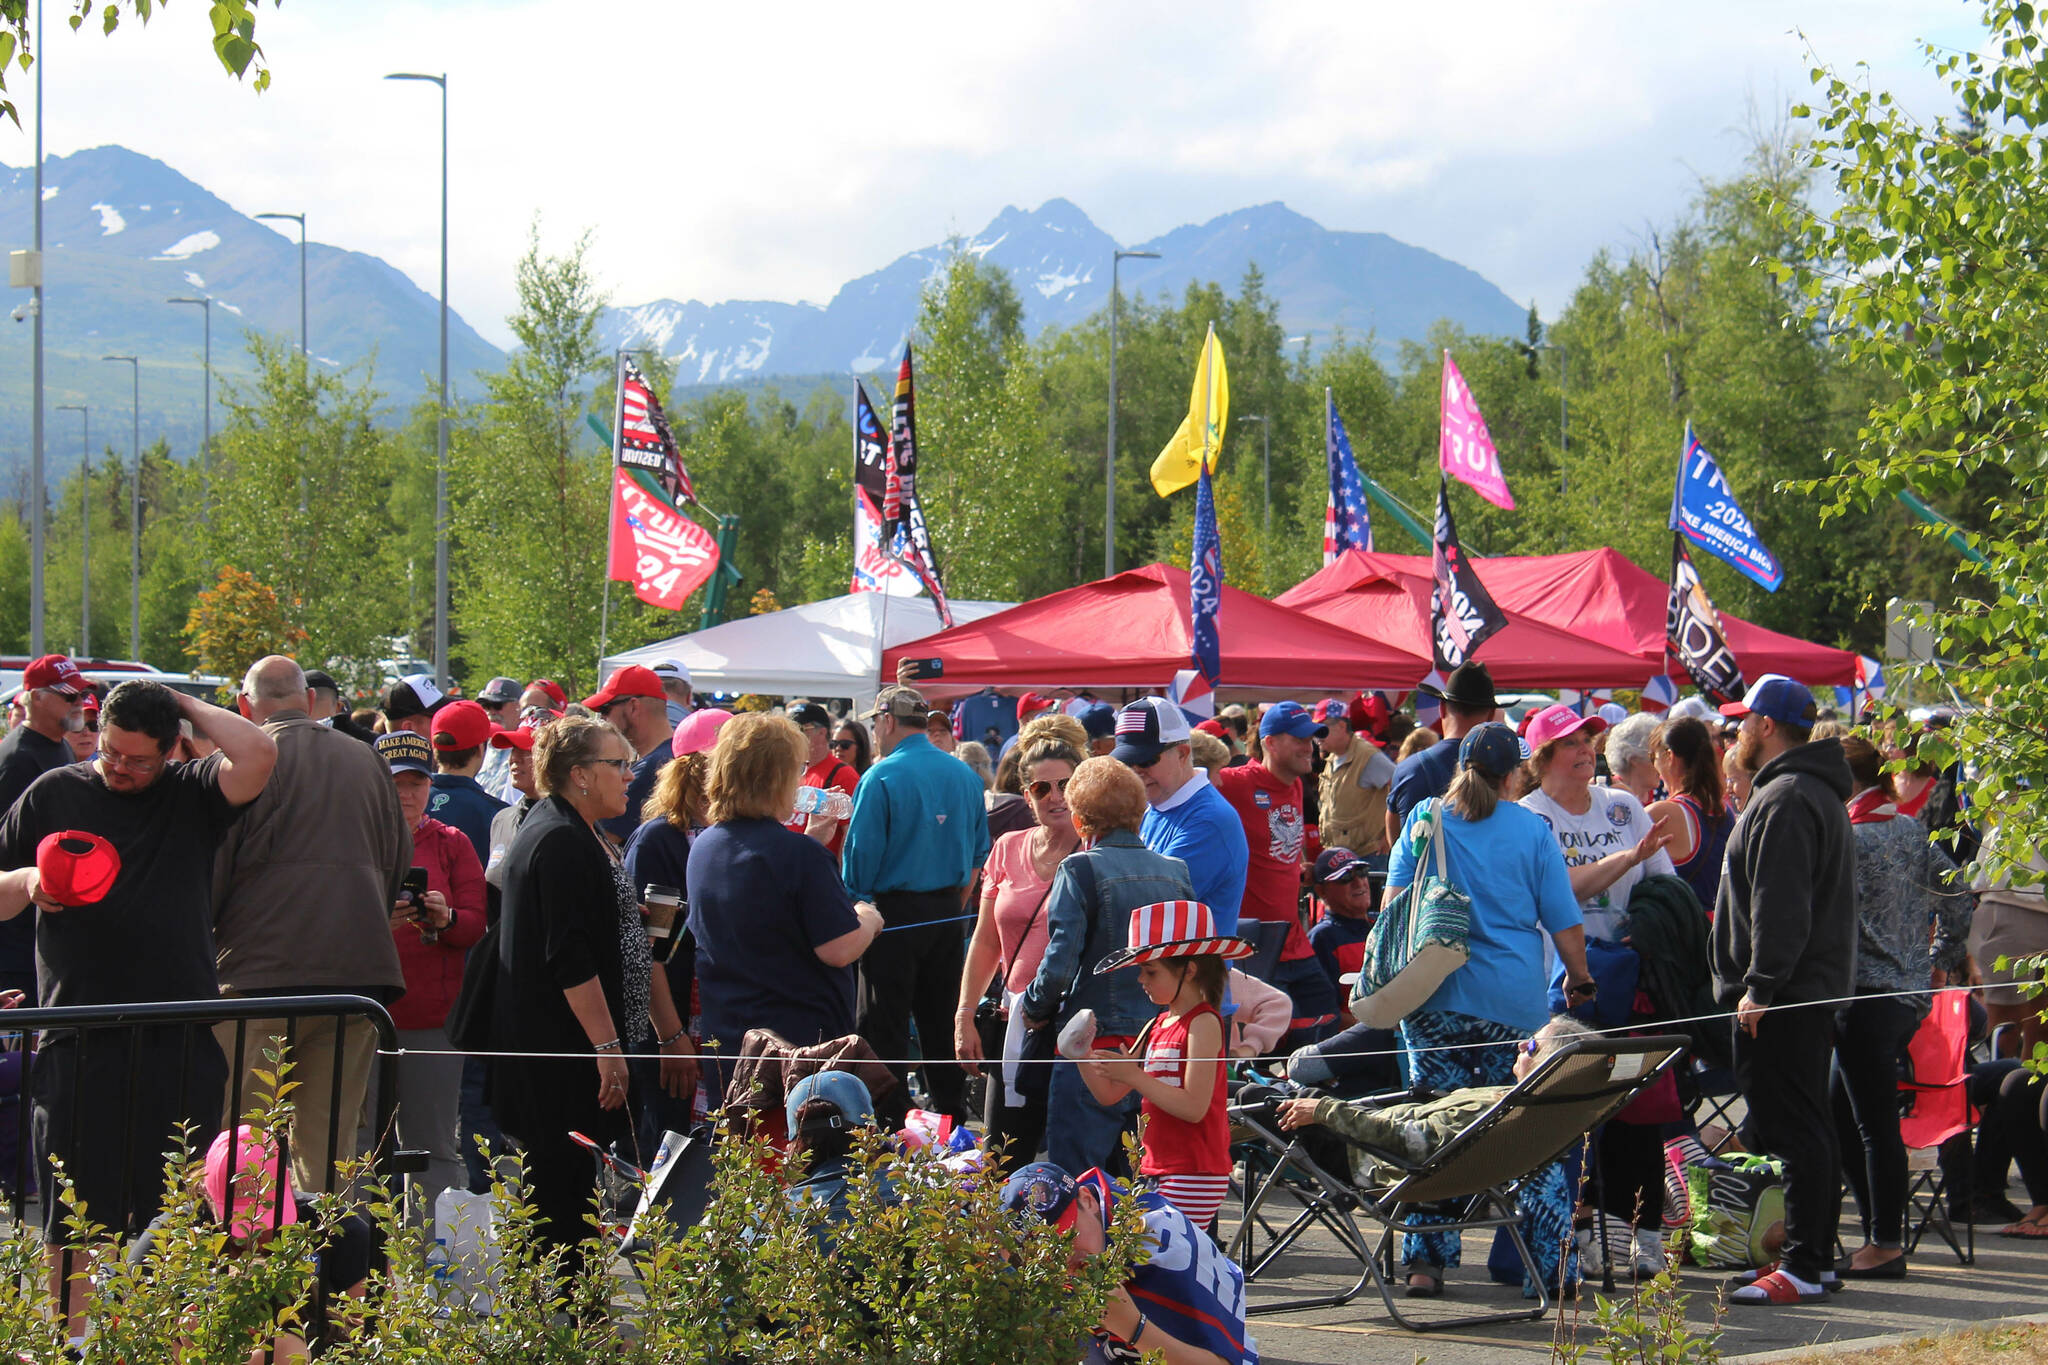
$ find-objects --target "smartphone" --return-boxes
[402,867,430,917]
[903,657,944,681]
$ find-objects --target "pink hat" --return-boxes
[1093,900,1255,974]
[1522,703,1609,751]
[671,707,734,756]
[204,1125,298,1240]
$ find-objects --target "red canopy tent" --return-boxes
[878,563,1428,694]
[1282,547,1856,686]
[1276,551,1660,690]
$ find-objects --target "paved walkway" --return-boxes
[1240,1216,2044,1364]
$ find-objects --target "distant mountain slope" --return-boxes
[599,198,1527,382]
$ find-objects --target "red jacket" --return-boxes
[390,816,487,1030]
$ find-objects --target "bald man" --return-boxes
[212,655,413,1196]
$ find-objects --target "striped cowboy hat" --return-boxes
[1093,899,1256,974]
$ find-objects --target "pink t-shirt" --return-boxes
[985,828,1058,993]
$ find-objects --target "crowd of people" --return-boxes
[0,641,2039,1356]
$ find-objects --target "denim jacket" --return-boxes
[1021,830,1194,1037]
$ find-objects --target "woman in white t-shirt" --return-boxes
[1518,705,1674,942]
[1518,701,1676,1275]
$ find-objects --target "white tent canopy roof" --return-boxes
[600,593,1014,707]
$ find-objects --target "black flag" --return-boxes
[1667,534,1746,704]
[1429,476,1508,674]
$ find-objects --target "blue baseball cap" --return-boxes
[784,1070,874,1138]
[1111,697,1191,765]
[1459,721,1524,779]
[1719,674,1817,728]
[1001,1161,1117,1232]
[1259,700,1326,741]
[1077,701,1117,742]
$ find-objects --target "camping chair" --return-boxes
[1899,988,1975,1264]
[1225,1033,1688,1333]
[1238,919,1292,985]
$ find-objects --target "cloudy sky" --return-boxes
[14,0,1978,349]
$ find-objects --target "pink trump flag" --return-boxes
[1439,351,1515,510]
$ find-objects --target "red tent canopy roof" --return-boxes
[1276,551,1658,690]
[878,562,1429,693]
[1285,548,1855,686]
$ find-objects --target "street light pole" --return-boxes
[385,72,449,688]
[1238,414,1271,536]
[1104,247,1161,579]
[167,296,213,526]
[254,211,307,357]
[29,0,44,654]
[102,356,140,660]
[56,404,87,654]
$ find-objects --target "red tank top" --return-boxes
[1138,1002,1230,1178]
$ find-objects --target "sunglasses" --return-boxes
[829,739,856,752]
[1027,777,1071,800]
[587,757,631,774]
[1520,1037,1543,1058]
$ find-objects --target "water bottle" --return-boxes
[792,786,853,820]
[425,1237,453,1300]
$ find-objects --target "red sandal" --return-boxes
[1729,1269,1830,1306]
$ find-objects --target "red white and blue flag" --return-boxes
[1190,463,1223,688]
[851,383,919,598]
[1323,390,1372,563]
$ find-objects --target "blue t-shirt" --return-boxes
[840,733,991,903]
[1387,737,1460,828]
[1386,799,1581,1031]
[687,817,861,1054]
[1103,1190,1258,1364]
[428,772,506,871]
[1139,780,1248,933]
[1306,912,1375,998]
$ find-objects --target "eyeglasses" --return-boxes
[1027,777,1071,801]
[586,757,631,774]
[99,748,163,774]
[829,740,855,752]
[1125,754,1162,771]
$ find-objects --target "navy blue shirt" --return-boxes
[428,773,505,871]
[602,737,672,842]
[687,817,861,1054]
[1387,737,1460,828]
[1306,911,1376,999]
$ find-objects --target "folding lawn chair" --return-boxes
[1225,1033,1689,1333]
[1899,987,1976,1264]
[1238,919,1292,985]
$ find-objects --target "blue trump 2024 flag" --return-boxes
[1324,390,1373,563]
[1190,462,1223,687]
[1670,424,1782,591]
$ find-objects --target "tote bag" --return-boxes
[1348,799,1471,1029]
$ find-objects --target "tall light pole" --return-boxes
[56,404,87,655]
[1104,247,1161,579]
[102,356,140,660]
[167,296,213,526]
[1238,414,1271,537]
[254,211,307,357]
[29,0,45,654]
[385,71,449,689]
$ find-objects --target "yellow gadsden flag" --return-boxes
[1149,324,1229,497]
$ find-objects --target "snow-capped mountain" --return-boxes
[599,197,1527,381]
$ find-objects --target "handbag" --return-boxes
[975,872,1058,1103]
[1348,798,1471,1029]
[445,917,502,1054]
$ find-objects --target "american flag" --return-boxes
[1324,392,1373,563]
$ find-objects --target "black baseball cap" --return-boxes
[787,701,833,730]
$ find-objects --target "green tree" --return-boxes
[0,1,279,127]
[1783,0,2048,872]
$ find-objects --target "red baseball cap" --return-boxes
[430,699,493,751]
[1016,692,1056,720]
[584,665,664,711]
[1195,718,1230,739]
[489,724,539,752]
[22,655,85,699]
[527,679,567,707]
[35,830,121,906]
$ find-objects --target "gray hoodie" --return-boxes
[1711,736,1856,1008]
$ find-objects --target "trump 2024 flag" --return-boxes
[1670,423,1782,591]
[1429,476,1508,674]
[1190,462,1223,687]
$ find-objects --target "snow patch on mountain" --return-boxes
[618,301,686,352]
[91,203,125,235]
[153,230,219,261]
[1034,263,1090,298]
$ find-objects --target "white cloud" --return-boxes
[24,1,1974,349]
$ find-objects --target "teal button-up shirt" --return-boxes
[840,732,991,903]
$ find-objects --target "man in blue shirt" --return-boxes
[427,700,507,869]
[1115,698,1247,933]
[841,684,991,1124]
[1385,661,1499,850]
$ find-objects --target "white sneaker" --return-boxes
[1574,1226,1605,1275]
[1633,1229,1667,1276]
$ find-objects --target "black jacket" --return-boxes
[1711,737,1856,1008]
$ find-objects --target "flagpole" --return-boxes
[599,348,627,674]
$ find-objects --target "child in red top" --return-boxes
[1078,899,1254,1229]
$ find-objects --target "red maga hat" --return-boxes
[430,699,493,751]
[35,830,121,907]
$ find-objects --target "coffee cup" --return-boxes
[643,884,683,960]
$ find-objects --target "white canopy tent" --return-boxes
[600,592,1014,708]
